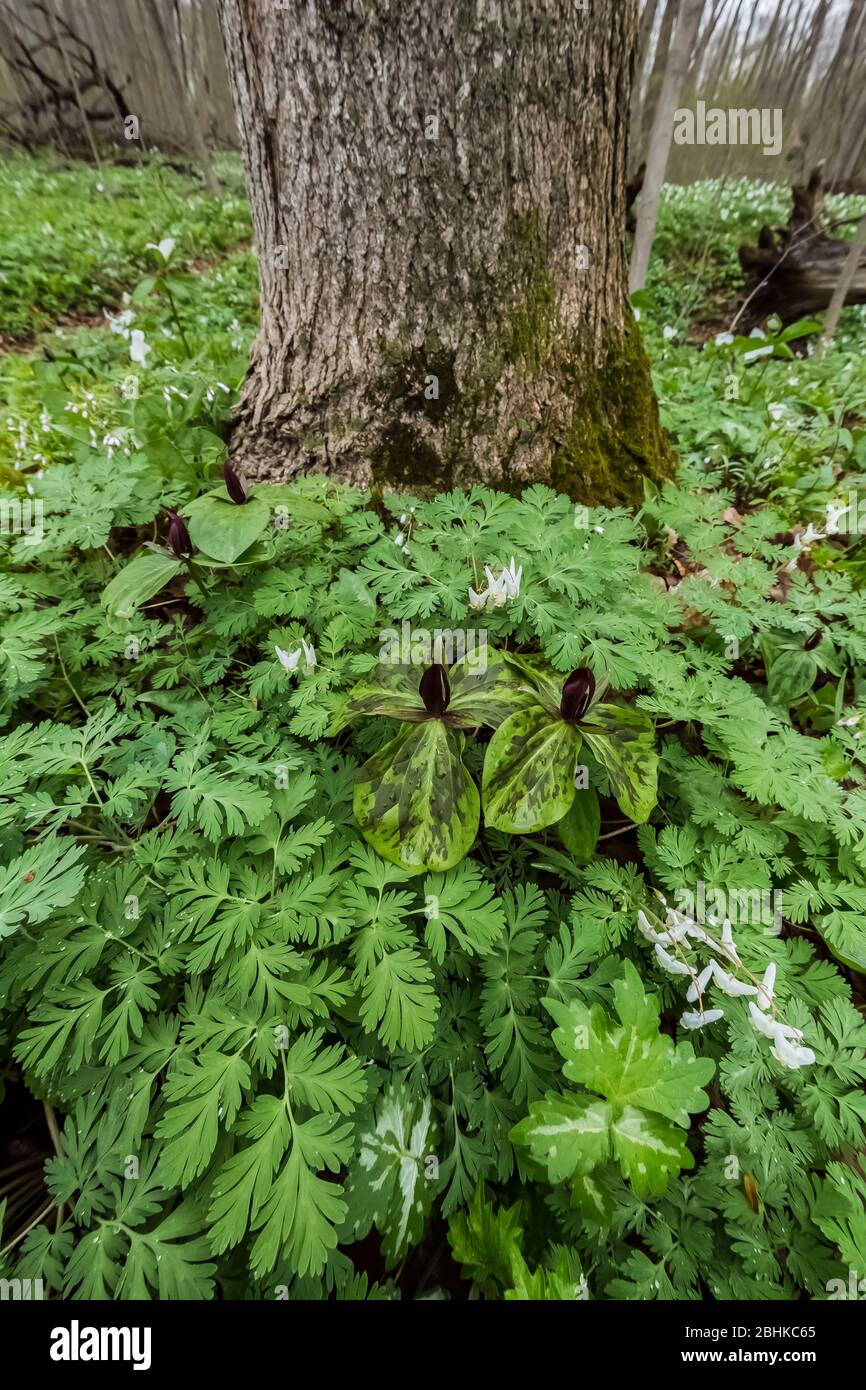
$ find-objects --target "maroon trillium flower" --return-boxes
[166,508,193,558]
[804,628,822,651]
[419,663,451,717]
[560,667,595,723]
[223,459,247,505]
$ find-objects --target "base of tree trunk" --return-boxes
[738,170,866,322]
[228,317,674,508]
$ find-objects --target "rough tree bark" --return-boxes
[216,0,673,505]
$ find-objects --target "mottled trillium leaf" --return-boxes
[184,493,271,563]
[339,1085,438,1267]
[482,706,580,834]
[330,664,428,734]
[446,651,534,728]
[767,649,817,705]
[557,787,601,861]
[502,651,564,715]
[353,721,479,873]
[579,702,658,824]
[102,550,183,618]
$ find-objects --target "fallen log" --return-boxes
[737,168,866,322]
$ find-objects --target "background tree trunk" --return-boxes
[216,0,672,505]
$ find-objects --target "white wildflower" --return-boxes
[655,944,691,976]
[681,1008,725,1030]
[275,641,316,674]
[147,236,176,261]
[686,963,715,1003]
[757,961,776,1010]
[129,330,150,366]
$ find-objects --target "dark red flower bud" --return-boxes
[804,628,822,651]
[419,663,450,717]
[224,459,247,505]
[560,667,595,723]
[166,508,193,558]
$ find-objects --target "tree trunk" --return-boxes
[216,0,673,505]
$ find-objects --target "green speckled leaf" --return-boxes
[446,651,534,728]
[331,664,427,734]
[580,702,658,824]
[354,720,479,872]
[482,706,580,834]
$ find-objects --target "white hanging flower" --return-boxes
[106,307,135,336]
[709,961,758,997]
[771,1035,816,1069]
[662,325,677,340]
[468,586,488,611]
[468,557,522,612]
[686,962,715,1003]
[637,909,668,945]
[681,1008,725,1030]
[714,331,734,346]
[394,532,404,546]
[639,902,814,1069]
[275,640,316,674]
[757,961,776,1011]
[275,643,302,672]
[129,329,150,366]
[655,943,691,976]
[147,236,176,261]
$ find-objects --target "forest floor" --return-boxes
[1,152,866,1301]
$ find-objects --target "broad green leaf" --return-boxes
[768,650,817,705]
[547,962,714,1127]
[446,651,533,728]
[512,962,713,1197]
[611,1106,694,1199]
[511,1093,611,1183]
[340,1085,439,1266]
[185,493,271,563]
[331,663,427,734]
[101,550,182,618]
[482,706,580,834]
[502,651,563,714]
[557,787,601,860]
[248,484,332,525]
[580,702,658,823]
[354,720,479,872]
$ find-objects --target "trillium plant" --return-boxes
[334,652,659,874]
[100,463,330,619]
[482,655,658,856]
[331,654,527,872]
